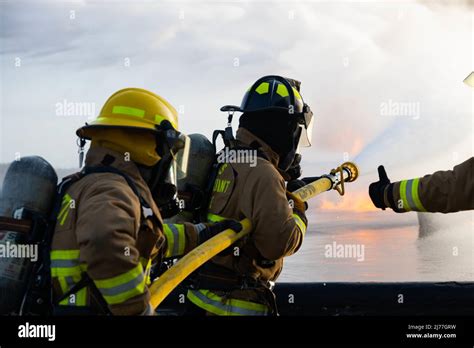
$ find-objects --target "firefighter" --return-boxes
[370,73,474,214]
[369,158,473,213]
[186,75,314,315]
[50,88,231,315]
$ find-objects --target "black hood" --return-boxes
[239,110,300,171]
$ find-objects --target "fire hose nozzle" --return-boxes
[341,161,359,182]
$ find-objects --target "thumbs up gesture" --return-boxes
[369,165,391,210]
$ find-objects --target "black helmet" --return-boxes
[221,75,314,147]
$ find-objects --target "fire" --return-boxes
[349,137,364,157]
[317,192,377,213]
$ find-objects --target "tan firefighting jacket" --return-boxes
[187,128,307,315]
[51,146,198,315]
[384,157,473,213]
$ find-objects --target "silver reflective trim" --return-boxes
[97,272,145,297]
[194,223,206,233]
[405,179,416,210]
[190,290,268,316]
[51,259,80,268]
[168,224,180,256]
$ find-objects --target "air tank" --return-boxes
[0,156,58,314]
[166,133,215,224]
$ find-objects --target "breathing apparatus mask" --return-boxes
[148,120,190,218]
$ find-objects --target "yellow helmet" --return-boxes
[77,87,178,139]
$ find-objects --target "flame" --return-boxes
[317,191,377,213]
[349,137,364,157]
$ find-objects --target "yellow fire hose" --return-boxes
[149,162,359,309]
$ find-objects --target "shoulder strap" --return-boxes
[195,161,219,223]
[20,171,87,315]
[23,164,156,314]
[196,138,268,223]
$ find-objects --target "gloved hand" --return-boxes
[198,219,242,244]
[369,165,391,210]
[286,179,306,192]
[286,191,308,212]
[286,191,308,233]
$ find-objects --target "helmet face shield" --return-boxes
[149,124,190,217]
[155,121,190,180]
[173,132,190,180]
[297,106,314,147]
[164,161,178,192]
[153,161,179,218]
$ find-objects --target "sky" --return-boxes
[0,0,472,215]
